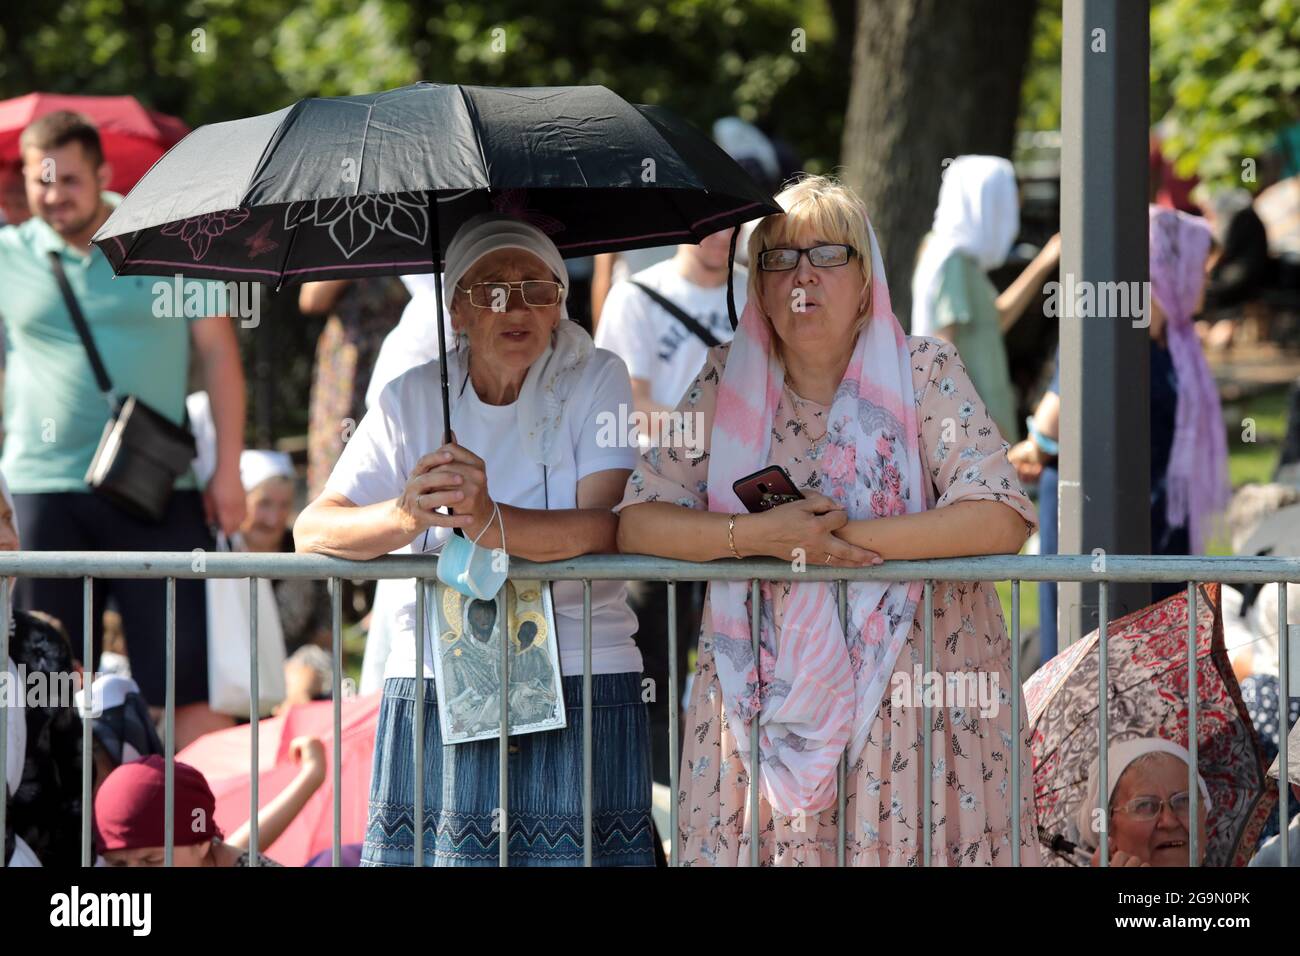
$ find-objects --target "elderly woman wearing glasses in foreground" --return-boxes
[616,175,1040,866]
[296,214,653,867]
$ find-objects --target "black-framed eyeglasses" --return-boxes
[455,280,563,309]
[1114,791,1192,822]
[758,244,857,272]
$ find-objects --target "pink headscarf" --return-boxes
[1149,205,1229,554]
[705,208,926,816]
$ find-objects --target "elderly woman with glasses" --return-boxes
[615,175,1040,866]
[295,213,655,867]
[1078,738,1211,867]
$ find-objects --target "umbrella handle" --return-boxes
[726,225,739,331]
[428,203,466,539]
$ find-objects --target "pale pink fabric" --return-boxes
[703,217,925,816]
[615,335,1042,865]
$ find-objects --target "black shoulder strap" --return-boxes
[629,280,721,348]
[47,251,116,401]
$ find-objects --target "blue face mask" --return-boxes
[436,502,508,600]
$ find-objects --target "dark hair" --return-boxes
[18,110,105,168]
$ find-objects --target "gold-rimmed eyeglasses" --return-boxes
[455,280,563,309]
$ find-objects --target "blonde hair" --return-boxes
[747,174,875,348]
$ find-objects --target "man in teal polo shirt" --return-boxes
[0,111,247,749]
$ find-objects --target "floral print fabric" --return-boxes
[615,335,1041,865]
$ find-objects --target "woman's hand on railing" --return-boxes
[736,494,881,568]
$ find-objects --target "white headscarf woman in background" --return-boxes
[911,155,1061,441]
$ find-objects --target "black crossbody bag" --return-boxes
[48,251,197,523]
[629,280,722,348]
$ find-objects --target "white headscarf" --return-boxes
[440,213,594,467]
[239,449,294,492]
[911,155,1019,335]
[1075,737,1211,847]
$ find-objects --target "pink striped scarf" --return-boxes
[705,217,927,816]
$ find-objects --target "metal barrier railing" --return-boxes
[0,551,1294,868]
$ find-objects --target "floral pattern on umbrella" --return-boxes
[1026,584,1275,867]
[284,192,430,260]
[159,208,251,260]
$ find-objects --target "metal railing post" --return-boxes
[332,577,343,866]
[81,576,93,867]
[583,579,593,867]
[1187,583,1199,867]
[837,580,847,867]
[248,577,259,866]
[1279,582,1290,868]
[1010,579,1021,866]
[165,577,176,867]
[749,578,761,867]
[414,578,425,867]
[500,580,512,868]
[667,581,680,868]
[1098,581,1109,866]
[922,580,933,866]
[0,577,9,869]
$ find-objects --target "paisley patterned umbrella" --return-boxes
[1025,584,1275,866]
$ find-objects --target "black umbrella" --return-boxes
[92,82,778,451]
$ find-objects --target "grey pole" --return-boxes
[1058,0,1152,647]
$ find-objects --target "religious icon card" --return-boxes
[427,579,566,744]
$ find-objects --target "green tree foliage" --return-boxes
[0,0,852,171]
[1151,0,1297,190]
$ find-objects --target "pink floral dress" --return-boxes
[614,336,1042,866]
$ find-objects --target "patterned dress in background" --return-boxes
[614,336,1042,866]
[306,278,409,500]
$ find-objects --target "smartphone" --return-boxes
[732,465,805,513]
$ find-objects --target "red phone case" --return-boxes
[732,466,805,513]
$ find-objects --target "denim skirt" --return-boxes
[361,672,656,866]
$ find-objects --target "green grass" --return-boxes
[995,578,1039,636]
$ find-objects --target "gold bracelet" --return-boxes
[727,513,742,559]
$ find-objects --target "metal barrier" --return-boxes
[0,551,1294,868]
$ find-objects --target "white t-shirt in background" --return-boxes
[326,347,641,679]
[595,258,744,410]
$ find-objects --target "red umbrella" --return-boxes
[178,691,380,866]
[0,93,188,194]
[1025,584,1275,866]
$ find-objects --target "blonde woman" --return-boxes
[616,175,1040,866]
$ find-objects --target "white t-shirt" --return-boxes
[364,274,455,410]
[595,257,744,410]
[326,347,641,680]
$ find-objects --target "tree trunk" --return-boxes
[839,0,1038,324]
